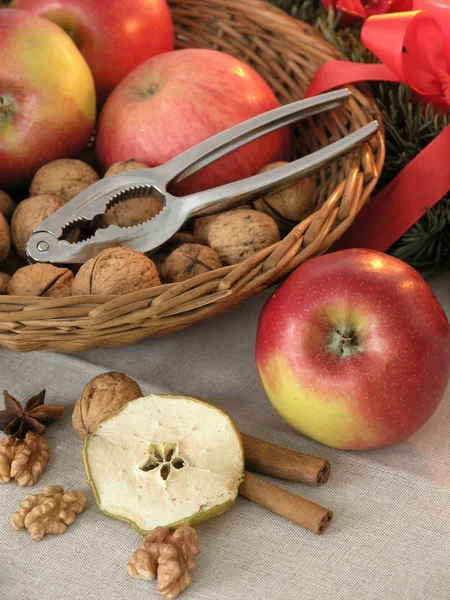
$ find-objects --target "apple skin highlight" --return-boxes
[255,249,450,450]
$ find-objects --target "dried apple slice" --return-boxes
[83,394,244,533]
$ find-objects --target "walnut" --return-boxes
[10,433,49,487]
[72,371,143,438]
[8,264,73,297]
[0,272,10,295]
[1,433,50,488]
[253,162,315,224]
[193,204,252,245]
[103,159,163,228]
[0,436,16,483]
[0,212,11,263]
[164,244,222,283]
[30,159,99,204]
[11,195,63,258]
[11,485,86,541]
[127,526,200,600]
[153,232,196,281]
[192,214,217,245]
[72,247,160,296]
[202,209,280,266]
[104,159,149,177]
[0,190,16,220]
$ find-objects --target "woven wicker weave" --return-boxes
[0,0,385,353]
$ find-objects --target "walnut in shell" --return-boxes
[30,159,99,204]
[152,232,196,281]
[0,212,11,263]
[193,204,253,245]
[72,247,160,296]
[0,190,16,220]
[127,526,200,600]
[253,162,315,223]
[11,485,86,541]
[164,244,223,283]
[0,272,10,295]
[202,209,280,265]
[10,433,49,487]
[72,371,143,438]
[103,159,164,228]
[11,195,63,258]
[8,264,74,297]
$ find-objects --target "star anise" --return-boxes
[0,390,64,439]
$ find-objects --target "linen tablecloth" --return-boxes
[1,271,449,600]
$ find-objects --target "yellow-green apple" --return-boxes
[0,8,96,189]
[95,48,291,194]
[12,0,174,103]
[255,249,450,450]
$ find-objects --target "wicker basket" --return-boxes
[0,0,385,353]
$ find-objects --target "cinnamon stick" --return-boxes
[241,433,330,486]
[239,471,333,535]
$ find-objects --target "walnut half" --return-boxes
[0,433,49,487]
[11,485,86,541]
[127,526,200,600]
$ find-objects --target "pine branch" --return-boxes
[391,198,450,272]
[269,0,450,272]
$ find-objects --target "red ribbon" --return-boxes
[305,12,450,252]
[322,0,412,23]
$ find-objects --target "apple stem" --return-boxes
[0,94,17,120]
[328,327,362,358]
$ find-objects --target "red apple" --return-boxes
[255,249,450,450]
[95,48,291,194]
[12,0,174,103]
[0,8,96,189]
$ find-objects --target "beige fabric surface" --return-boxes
[1,271,449,600]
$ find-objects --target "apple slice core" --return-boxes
[83,394,244,533]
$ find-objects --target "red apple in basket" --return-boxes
[95,48,291,194]
[0,8,96,189]
[11,0,174,103]
[255,249,450,451]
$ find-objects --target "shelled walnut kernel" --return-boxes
[11,485,86,541]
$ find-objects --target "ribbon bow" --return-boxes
[321,0,412,24]
[305,11,450,252]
